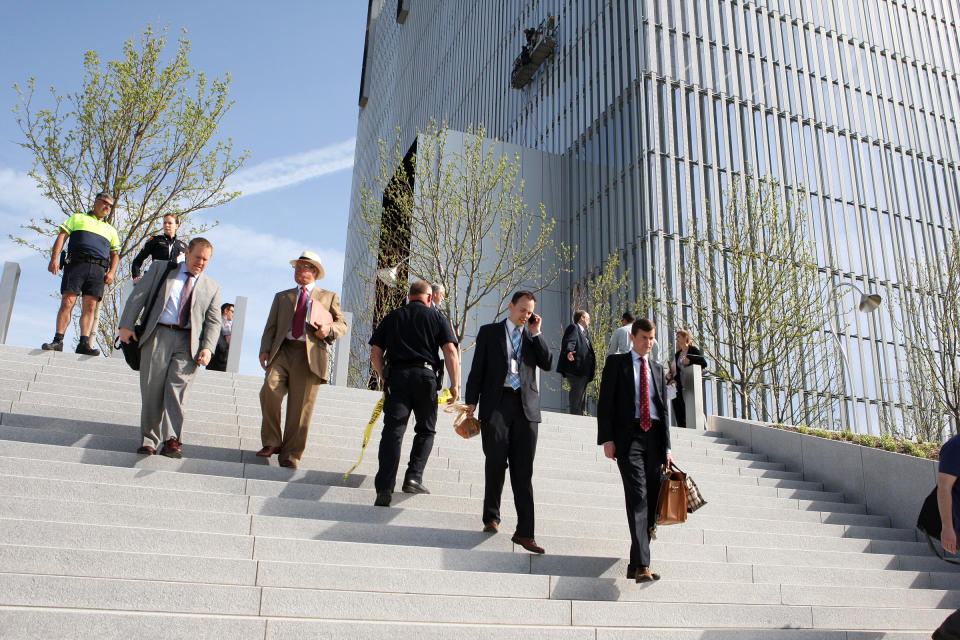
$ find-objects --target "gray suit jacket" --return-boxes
[119,261,222,357]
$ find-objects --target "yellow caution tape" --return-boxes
[343,388,452,482]
[342,393,385,482]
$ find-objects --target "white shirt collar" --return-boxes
[299,281,316,293]
[505,318,521,334]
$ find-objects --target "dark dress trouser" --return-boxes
[375,366,438,492]
[480,389,538,538]
[566,374,589,415]
[615,421,664,568]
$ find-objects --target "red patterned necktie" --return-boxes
[177,275,196,328]
[291,286,308,339]
[638,356,651,432]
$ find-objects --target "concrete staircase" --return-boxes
[0,344,954,639]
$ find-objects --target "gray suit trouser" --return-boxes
[139,325,198,448]
[566,374,589,415]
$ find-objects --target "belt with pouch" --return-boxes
[66,255,110,269]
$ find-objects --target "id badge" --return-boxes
[510,358,519,375]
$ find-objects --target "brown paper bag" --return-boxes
[444,403,481,439]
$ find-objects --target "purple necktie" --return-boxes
[291,286,308,339]
[177,275,196,328]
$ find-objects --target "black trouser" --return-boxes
[672,394,686,428]
[566,374,589,415]
[480,389,538,537]
[616,421,664,568]
[375,366,438,492]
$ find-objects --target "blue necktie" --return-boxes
[509,327,522,390]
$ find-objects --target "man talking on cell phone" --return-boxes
[464,290,554,553]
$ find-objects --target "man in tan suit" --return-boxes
[257,251,347,468]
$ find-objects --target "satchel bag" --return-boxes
[656,464,689,525]
[685,469,707,513]
[115,262,178,371]
[917,485,960,565]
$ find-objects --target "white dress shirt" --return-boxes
[632,349,669,453]
[608,324,632,355]
[285,281,316,341]
[631,350,660,421]
[157,263,195,328]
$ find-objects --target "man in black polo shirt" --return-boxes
[42,192,120,356]
[369,280,460,507]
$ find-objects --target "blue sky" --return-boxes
[0,1,367,374]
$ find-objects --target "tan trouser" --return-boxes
[259,339,322,465]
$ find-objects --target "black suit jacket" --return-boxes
[596,351,671,465]
[465,320,554,423]
[671,345,708,391]
[556,323,596,379]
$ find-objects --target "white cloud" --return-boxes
[228,138,356,198]
[0,169,60,263]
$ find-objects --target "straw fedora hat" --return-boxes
[290,250,325,279]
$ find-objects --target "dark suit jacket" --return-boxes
[596,351,671,465]
[556,323,596,380]
[671,345,708,391]
[465,320,554,423]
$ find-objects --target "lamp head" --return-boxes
[858,293,882,313]
[376,266,401,287]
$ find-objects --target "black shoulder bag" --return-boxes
[115,262,177,371]
[917,485,960,565]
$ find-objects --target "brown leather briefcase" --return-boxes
[656,465,689,525]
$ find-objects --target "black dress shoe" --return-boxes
[75,343,100,356]
[401,479,430,494]
[374,491,392,507]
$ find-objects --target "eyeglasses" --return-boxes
[97,199,114,208]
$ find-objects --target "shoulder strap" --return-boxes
[139,262,178,329]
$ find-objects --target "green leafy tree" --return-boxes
[351,122,573,387]
[12,25,246,351]
[675,174,841,424]
[569,252,655,412]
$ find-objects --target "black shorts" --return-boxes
[61,261,106,299]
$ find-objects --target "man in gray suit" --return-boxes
[118,237,222,458]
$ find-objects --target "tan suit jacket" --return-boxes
[260,286,346,382]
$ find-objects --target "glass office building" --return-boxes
[344,0,960,431]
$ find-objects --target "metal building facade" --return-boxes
[344,0,960,430]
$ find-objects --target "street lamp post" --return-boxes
[827,281,883,434]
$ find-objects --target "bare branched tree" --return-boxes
[350,122,573,387]
[892,231,960,440]
[570,252,655,411]
[676,173,840,423]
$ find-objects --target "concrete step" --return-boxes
[0,474,903,552]
[0,424,845,522]
[0,344,948,636]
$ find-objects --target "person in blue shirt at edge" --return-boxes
[41,192,120,356]
[932,434,960,640]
